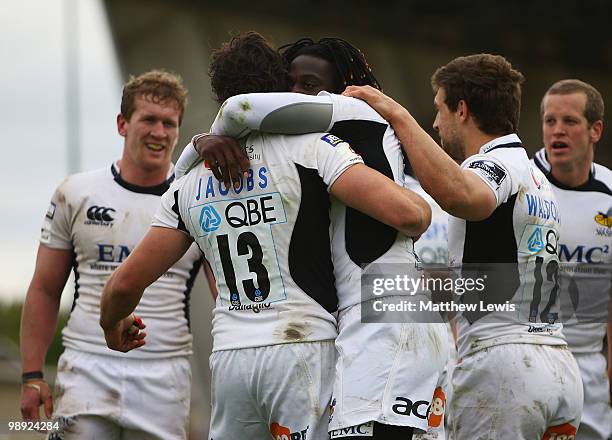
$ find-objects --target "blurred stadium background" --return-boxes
[1,0,611,438]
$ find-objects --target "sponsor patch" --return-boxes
[321,133,344,147]
[46,202,56,220]
[468,160,507,186]
[329,422,374,438]
[518,224,559,256]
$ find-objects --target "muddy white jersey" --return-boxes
[405,174,449,265]
[450,134,566,357]
[183,92,419,311]
[533,148,612,354]
[40,163,202,359]
[154,131,363,352]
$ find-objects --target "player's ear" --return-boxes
[457,99,469,122]
[589,120,603,144]
[117,113,127,137]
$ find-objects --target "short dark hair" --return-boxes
[542,79,604,125]
[279,37,381,93]
[431,54,524,135]
[209,32,289,104]
[121,69,188,124]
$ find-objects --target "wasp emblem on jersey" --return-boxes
[595,207,612,228]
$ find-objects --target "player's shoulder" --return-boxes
[56,165,111,194]
[593,162,612,188]
[324,92,387,124]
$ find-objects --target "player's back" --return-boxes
[162,131,362,351]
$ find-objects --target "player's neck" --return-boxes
[550,162,591,188]
[117,158,172,187]
[465,131,499,157]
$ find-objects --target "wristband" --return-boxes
[22,371,43,383]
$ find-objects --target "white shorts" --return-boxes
[329,303,449,434]
[49,348,191,440]
[574,352,612,440]
[209,341,336,440]
[449,344,583,440]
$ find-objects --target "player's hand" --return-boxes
[103,314,146,353]
[20,379,53,421]
[195,134,250,189]
[342,85,406,124]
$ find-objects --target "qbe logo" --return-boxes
[199,205,221,233]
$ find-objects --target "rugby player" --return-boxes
[533,79,612,440]
[20,70,203,439]
[99,32,431,440]
[344,54,584,438]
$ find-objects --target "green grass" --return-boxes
[0,302,68,366]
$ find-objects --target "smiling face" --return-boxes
[288,54,341,95]
[117,94,180,172]
[433,88,465,163]
[542,92,600,174]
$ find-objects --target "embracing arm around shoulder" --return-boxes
[343,85,497,221]
[330,163,432,238]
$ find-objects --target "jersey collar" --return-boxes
[533,147,602,192]
[111,162,175,196]
[479,133,522,154]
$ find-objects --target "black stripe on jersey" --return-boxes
[183,259,202,332]
[111,163,175,196]
[70,251,80,313]
[483,142,523,153]
[290,165,337,313]
[461,194,520,323]
[172,190,188,232]
[331,119,399,266]
[534,157,612,196]
[463,193,518,263]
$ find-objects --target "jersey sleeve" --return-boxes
[210,92,335,138]
[312,134,364,190]
[462,153,513,207]
[324,92,386,123]
[174,135,205,179]
[153,182,190,235]
[40,181,73,249]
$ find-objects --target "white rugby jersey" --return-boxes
[533,148,612,354]
[40,163,202,359]
[195,92,420,310]
[405,173,449,265]
[154,131,363,351]
[450,134,566,357]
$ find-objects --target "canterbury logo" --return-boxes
[87,206,116,222]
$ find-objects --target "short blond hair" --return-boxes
[120,69,188,124]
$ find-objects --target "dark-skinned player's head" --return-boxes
[209,31,289,104]
[279,37,381,95]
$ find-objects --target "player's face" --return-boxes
[288,55,340,95]
[542,92,599,171]
[433,88,465,163]
[117,95,180,171]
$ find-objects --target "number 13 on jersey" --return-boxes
[188,192,288,307]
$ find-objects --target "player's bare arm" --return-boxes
[20,245,72,421]
[100,226,192,351]
[343,85,497,221]
[331,163,431,238]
